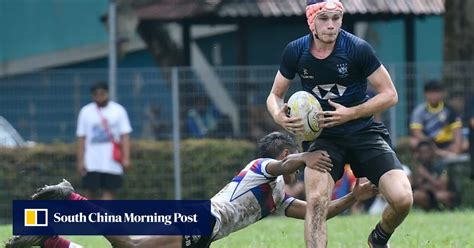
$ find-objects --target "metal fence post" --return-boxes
[172,67,182,200]
[108,0,117,101]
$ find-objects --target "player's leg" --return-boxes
[378,168,412,230]
[304,139,345,248]
[5,234,134,248]
[348,130,412,247]
[304,168,334,248]
[29,179,136,247]
[100,173,122,200]
[363,153,412,248]
[125,235,182,248]
[82,171,101,199]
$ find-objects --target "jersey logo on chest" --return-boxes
[312,84,347,100]
[337,63,349,78]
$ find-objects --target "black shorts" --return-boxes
[182,217,216,248]
[82,172,123,191]
[307,128,403,186]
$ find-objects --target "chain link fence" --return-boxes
[2,63,472,145]
[0,62,472,211]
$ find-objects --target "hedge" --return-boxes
[0,139,255,222]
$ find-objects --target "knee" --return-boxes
[380,170,413,213]
[390,189,413,213]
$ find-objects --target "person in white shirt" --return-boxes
[76,82,132,200]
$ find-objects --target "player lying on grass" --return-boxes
[6,132,377,248]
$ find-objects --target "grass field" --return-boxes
[1,211,474,247]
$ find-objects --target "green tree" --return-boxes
[443,0,474,90]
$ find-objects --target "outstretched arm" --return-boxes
[266,151,333,176]
[285,180,378,219]
[285,193,358,220]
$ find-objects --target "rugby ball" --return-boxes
[287,91,323,141]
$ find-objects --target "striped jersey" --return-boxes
[210,158,295,241]
[410,102,462,147]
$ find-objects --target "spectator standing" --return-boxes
[76,82,132,200]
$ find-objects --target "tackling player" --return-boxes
[6,132,377,248]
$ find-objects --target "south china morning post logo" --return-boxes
[13,200,212,236]
[52,211,198,225]
[24,209,48,227]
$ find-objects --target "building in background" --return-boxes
[0,0,446,143]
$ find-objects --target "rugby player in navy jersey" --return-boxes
[266,0,412,247]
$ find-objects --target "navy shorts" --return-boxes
[182,216,216,248]
[82,172,123,191]
[182,235,212,248]
[307,128,403,186]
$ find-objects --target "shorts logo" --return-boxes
[24,209,48,227]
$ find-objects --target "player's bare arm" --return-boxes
[326,179,378,219]
[266,150,333,176]
[267,71,304,132]
[320,65,398,128]
[286,179,378,219]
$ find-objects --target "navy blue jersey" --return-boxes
[279,30,382,137]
